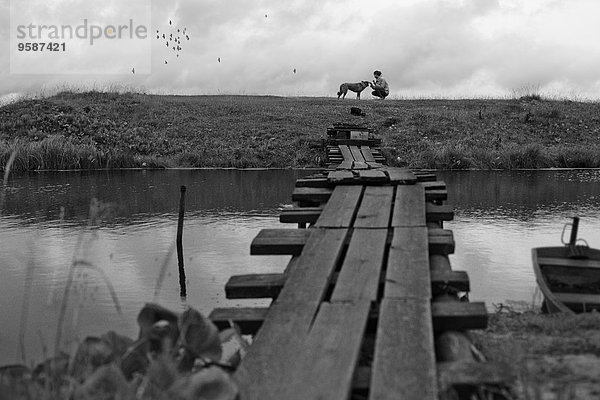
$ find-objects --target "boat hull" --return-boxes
[532,246,600,313]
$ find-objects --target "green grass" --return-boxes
[1,91,600,171]
[472,310,600,399]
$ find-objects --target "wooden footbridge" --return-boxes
[209,125,511,399]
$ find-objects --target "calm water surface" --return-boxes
[1,169,600,365]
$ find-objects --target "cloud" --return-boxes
[1,0,600,99]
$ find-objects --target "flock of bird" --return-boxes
[156,19,190,65]
[133,16,297,74]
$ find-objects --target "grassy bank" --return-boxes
[1,91,600,171]
[472,308,600,399]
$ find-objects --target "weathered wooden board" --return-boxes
[350,145,365,162]
[425,203,454,222]
[392,184,426,227]
[431,302,488,331]
[279,207,322,224]
[234,228,348,400]
[428,228,456,255]
[360,146,376,162]
[354,186,394,228]
[357,169,388,183]
[331,229,388,301]
[279,203,452,225]
[250,228,309,255]
[285,301,371,400]
[327,170,355,184]
[225,269,469,299]
[250,227,453,255]
[339,145,354,161]
[315,185,362,228]
[420,181,447,190]
[225,274,285,299]
[386,167,417,185]
[211,300,487,335]
[292,187,333,203]
[425,189,448,202]
[537,257,600,268]
[385,227,431,299]
[370,298,437,400]
[352,161,369,170]
[336,160,354,170]
[295,177,330,188]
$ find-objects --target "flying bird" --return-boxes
[218,57,221,63]
[165,60,168,64]
[132,67,135,74]
[293,68,296,74]
[265,14,267,18]
[169,20,172,25]
[162,34,165,39]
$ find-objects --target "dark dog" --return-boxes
[337,81,370,99]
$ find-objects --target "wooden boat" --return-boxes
[532,217,600,313]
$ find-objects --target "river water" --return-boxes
[1,169,600,365]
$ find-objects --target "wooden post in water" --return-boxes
[177,185,187,297]
[569,216,580,246]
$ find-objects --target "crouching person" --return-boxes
[370,70,389,99]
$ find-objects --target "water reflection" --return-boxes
[437,170,600,308]
[1,169,600,366]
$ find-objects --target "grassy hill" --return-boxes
[1,91,600,171]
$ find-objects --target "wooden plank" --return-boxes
[352,161,369,170]
[225,269,469,299]
[425,203,454,222]
[327,170,355,184]
[250,228,309,255]
[338,145,354,161]
[386,167,417,185]
[416,174,438,182]
[428,229,455,255]
[285,301,371,400]
[315,185,362,228]
[421,181,447,190]
[353,186,394,228]
[392,184,426,227]
[250,227,453,255]
[225,274,285,299]
[331,229,388,301]
[234,228,348,400]
[279,203,454,224]
[350,146,365,162]
[431,302,488,331]
[425,189,448,202]
[211,300,488,335]
[356,169,388,183]
[295,177,330,188]
[292,187,332,203]
[327,139,381,146]
[537,257,600,268]
[370,298,437,400]
[279,207,322,224]
[336,160,353,170]
[360,146,376,162]
[385,227,431,299]
[431,270,470,293]
[366,162,385,168]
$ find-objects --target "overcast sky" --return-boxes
[1,0,600,101]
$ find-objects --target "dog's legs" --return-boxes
[357,92,360,100]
